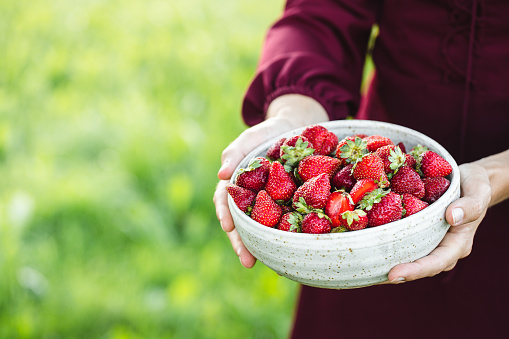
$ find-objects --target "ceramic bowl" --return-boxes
[228,120,460,289]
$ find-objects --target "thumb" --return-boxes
[217,117,297,180]
[445,163,491,226]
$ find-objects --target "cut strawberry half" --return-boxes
[350,179,378,204]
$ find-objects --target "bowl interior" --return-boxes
[229,120,460,240]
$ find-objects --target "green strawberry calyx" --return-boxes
[286,212,303,232]
[341,209,367,226]
[358,188,390,211]
[237,157,263,175]
[294,197,331,222]
[388,146,406,172]
[339,137,368,164]
[281,138,315,172]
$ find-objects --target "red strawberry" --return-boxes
[278,212,303,232]
[390,166,425,199]
[297,155,341,182]
[281,204,293,214]
[340,209,368,231]
[352,153,389,187]
[266,137,286,161]
[397,141,407,153]
[325,191,354,227]
[375,145,409,174]
[350,179,378,204]
[401,194,428,217]
[301,212,332,234]
[265,161,297,203]
[422,177,450,203]
[280,135,315,169]
[363,135,394,152]
[235,157,271,192]
[332,164,356,191]
[335,137,368,165]
[419,151,452,177]
[366,192,403,227]
[405,153,417,168]
[292,173,331,209]
[375,144,397,173]
[251,190,282,227]
[225,183,256,214]
[301,125,338,156]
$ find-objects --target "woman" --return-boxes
[214,0,509,337]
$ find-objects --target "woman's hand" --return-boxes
[213,94,329,268]
[388,149,509,283]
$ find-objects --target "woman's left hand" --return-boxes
[387,162,492,283]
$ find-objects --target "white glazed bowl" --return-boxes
[228,120,460,289]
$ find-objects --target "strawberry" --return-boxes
[332,164,356,191]
[375,145,410,176]
[405,153,417,168]
[297,155,341,182]
[366,191,403,227]
[235,157,271,192]
[280,135,315,170]
[301,212,332,234]
[375,144,397,173]
[390,166,425,199]
[422,177,450,203]
[401,193,428,217]
[265,161,297,203]
[336,137,368,165]
[363,135,394,152]
[325,191,354,227]
[266,137,286,161]
[278,212,303,232]
[357,188,389,211]
[292,173,331,209]
[409,144,429,160]
[396,141,407,153]
[350,179,378,204]
[352,153,389,187]
[301,125,338,156]
[225,183,256,214]
[251,190,282,227]
[419,151,452,177]
[340,209,368,231]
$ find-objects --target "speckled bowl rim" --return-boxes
[228,120,460,245]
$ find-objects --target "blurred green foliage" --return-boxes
[0,0,300,337]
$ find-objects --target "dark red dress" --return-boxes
[242,0,509,337]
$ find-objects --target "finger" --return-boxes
[213,180,235,232]
[446,164,491,226]
[226,229,257,268]
[446,196,489,226]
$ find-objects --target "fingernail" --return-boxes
[236,247,242,257]
[391,277,405,283]
[452,208,464,225]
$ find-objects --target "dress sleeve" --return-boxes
[242,0,378,126]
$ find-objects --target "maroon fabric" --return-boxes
[242,0,509,337]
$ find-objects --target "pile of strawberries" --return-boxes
[227,125,452,234]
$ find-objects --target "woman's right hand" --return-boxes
[213,94,329,268]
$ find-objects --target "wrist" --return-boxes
[266,94,330,129]
[475,149,509,206]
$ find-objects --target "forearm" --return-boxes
[474,149,509,207]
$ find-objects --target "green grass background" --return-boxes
[0,0,303,337]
